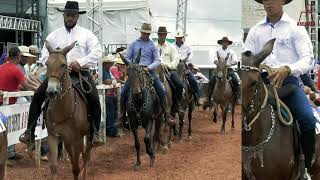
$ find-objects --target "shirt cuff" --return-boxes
[77,57,89,67]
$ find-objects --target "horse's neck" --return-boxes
[215,78,228,91]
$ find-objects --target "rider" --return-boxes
[114,23,176,127]
[173,32,200,106]
[245,0,316,178]
[155,26,184,112]
[19,1,104,147]
[206,36,240,105]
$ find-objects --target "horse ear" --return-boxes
[253,38,276,67]
[45,40,55,53]
[118,52,130,65]
[134,48,142,64]
[214,60,218,65]
[216,51,220,60]
[61,41,77,56]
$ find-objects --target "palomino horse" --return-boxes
[119,50,161,171]
[0,131,7,180]
[211,54,236,132]
[45,41,91,180]
[241,39,320,180]
[175,57,195,141]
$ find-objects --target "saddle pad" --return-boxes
[0,112,7,133]
[312,106,320,134]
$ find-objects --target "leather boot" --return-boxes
[160,96,177,126]
[300,129,315,180]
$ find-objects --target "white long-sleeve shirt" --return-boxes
[40,25,102,68]
[244,13,314,76]
[211,47,238,66]
[156,41,179,69]
[174,43,193,63]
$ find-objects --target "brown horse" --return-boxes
[45,41,91,180]
[241,39,320,180]
[211,54,236,132]
[0,131,7,180]
[175,58,195,141]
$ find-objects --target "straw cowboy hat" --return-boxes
[254,0,292,4]
[157,26,170,34]
[193,66,200,71]
[18,46,36,58]
[217,37,233,45]
[29,45,40,55]
[57,1,86,14]
[115,58,125,65]
[135,23,153,33]
[102,54,116,63]
[174,31,187,38]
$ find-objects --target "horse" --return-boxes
[175,57,195,141]
[0,131,7,180]
[211,54,236,132]
[119,50,161,171]
[241,38,320,180]
[45,41,92,180]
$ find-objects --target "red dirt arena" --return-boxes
[6,107,241,180]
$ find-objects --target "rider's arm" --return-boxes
[148,45,161,70]
[244,27,258,54]
[169,45,179,69]
[76,31,102,67]
[289,26,315,76]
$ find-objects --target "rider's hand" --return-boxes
[70,61,81,72]
[144,67,149,72]
[268,66,291,88]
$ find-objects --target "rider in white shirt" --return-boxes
[244,0,315,178]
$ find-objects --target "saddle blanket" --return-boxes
[0,112,7,133]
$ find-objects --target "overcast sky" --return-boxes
[149,0,242,45]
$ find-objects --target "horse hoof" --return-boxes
[168,141,172,149]
[188,136,192,140]
[134,164,141,171]
[150,159,155,167]
[179,139,184,144]
[220,130,225,133]
[213,119,217,123]
[161,146,168,154]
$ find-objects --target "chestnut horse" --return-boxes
[45,41,91,180]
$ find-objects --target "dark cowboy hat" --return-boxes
[157,26,170,34]
[57,1,86,14]
[217,37,233,45]
[254,0,292,4]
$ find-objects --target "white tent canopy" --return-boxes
[46,0,151,50]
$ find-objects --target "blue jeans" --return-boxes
[187,72,200,97]
[262,73,316,132]
[106,96,118,136]
[121,71,166,102]
[7,145,15,159]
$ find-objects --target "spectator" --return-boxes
[0,47,38,163]
[192,66,209,84]
[0,52,8,65]
[102,55,119,137]
[29,45,47,82]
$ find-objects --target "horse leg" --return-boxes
[0,132,7,180]
[153,116,161,152]
[220,105,227,133]
[144,118,155,167]
[48,134,59,180]
[213,104,217,123]
[132,127,141,171]
[231,103,235,129]
[188,103,194,139]
[65,142,81,180]
[80,136,91,180]
[178,111,184,143]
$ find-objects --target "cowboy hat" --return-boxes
[193,66,200,71]
[254,0,292,4]
[217,37,233,45]
[57,1,86,14]
[102,54,116,63]
[174,31,187,38]
[18,46,36,58]
[157,26,170,34]
[29,45,40,55]
[115,58,125,65]
[135,23,153,34]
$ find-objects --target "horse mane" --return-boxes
[128,64,154,89]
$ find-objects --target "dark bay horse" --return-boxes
[211,55,236,132]
[175,57,195,141]
[45,41,91,180]
[0,131,7,180]
[119,50,161,171]
[241,39,320,180]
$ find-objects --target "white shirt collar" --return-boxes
[257,12,292,25]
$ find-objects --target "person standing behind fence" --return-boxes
[102,55,119,137]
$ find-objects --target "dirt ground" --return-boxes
[6,107,241,180]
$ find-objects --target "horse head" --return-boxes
[214,56,229,81]
[126,48,147,94]
[240,38,275,121]
[176,53,190,80]
[45,40,76,98]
